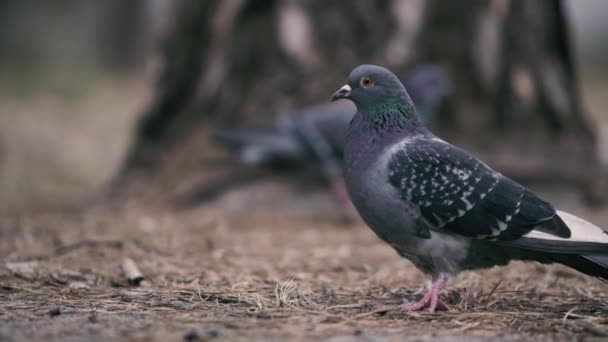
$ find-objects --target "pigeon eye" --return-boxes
[360,76,374,88]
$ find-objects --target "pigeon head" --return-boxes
[331,65,406,105]
[331,64,423,131]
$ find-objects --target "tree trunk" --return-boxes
[113,0,606,204]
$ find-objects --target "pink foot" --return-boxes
[402,273,449,312]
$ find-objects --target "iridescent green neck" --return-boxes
[359,96,424,132]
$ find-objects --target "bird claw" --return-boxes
[402,273,449,312]
[401,296,449,312]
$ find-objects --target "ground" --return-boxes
[1,69,608,341]
[1,182,608,341]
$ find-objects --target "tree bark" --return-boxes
[113,0,606,204]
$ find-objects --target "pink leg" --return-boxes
[332,179,350,207]
[402,273,449,312]
[331,180,359,223]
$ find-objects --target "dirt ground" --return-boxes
[1,181,608,342]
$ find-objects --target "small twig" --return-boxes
[449,321,481,333]
[562,307,579,325]
[325,302,367,311]
[275,279,297,307]
[562,307,598,324]
[485,280,503,301]
[343,305,401,322]
[121,258,144,286]
[194,280,203,301]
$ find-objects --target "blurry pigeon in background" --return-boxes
[215,65,450,167]
[332,64,608,312]
[213,65,452,208]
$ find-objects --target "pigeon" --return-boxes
[332,64,608,312]
[213,65,452,209]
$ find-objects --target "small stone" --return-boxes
[48,308,61,317]
[5,261,38,279]
[68,281,90,290]
[183,330,199,341]
[183,328,222,341]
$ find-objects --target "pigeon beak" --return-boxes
[331,84,352,102]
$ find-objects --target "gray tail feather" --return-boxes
[503,237,608,255]
[502,240,608,281]
[554,254,608,281]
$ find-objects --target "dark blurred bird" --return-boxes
[332,64,608,312]
[215,65,450,167]
[213,65,452,208]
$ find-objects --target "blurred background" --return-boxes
[0,0,606,212]
[2,2,608,340]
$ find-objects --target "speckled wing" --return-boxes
[387,137,571,240]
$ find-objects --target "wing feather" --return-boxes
[387,137,570,240]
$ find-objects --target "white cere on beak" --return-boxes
[340,84,352,92]
[332,84,353,101]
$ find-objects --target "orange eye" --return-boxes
[360,76,374,88]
